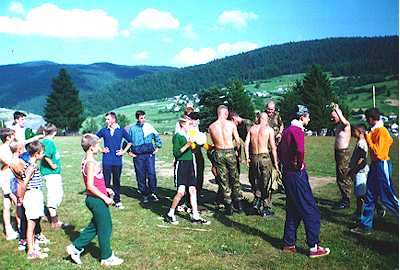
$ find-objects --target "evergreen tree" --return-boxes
[198,86,228,131]
[116,113,130,129]
[279,80,304,125]
[44,69,84,132]
[227,80,255,121]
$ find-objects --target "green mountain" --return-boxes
[0,61,176,114]
[84,36,398,115]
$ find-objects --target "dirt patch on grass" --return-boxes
[385,99,399,106]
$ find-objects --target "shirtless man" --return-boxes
[209,105,243,215]
[330,104,352,209]
[245,113,279,217]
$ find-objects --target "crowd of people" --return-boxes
[0,101,398,266]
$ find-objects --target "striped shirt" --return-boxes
[24,162,42,190]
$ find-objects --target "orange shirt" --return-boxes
[365,127,393,161]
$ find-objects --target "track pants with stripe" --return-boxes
[360,160,399,230]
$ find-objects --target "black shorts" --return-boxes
[175,160,197,187]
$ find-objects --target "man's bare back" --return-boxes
[335,124,351,150]
[209,119,239,149]
[249,125,274,155]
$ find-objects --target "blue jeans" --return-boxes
[283,170,320,248]
[103,165,122,203]
[133,154,157,196]
[360,160,399,230]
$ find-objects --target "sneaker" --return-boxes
[66,244,83,265]
[27,250,48,260]
[115,202,125,210]
[143,196,149,203]
[377,206,386,218]
[333,200,350,210]
[191,217,211,225]
[177,204,188,213]
[282,245,297,253]
[164,214,179,225]
[35,233,50,245]
[6,229,19,241]
[309,245,330,258]
[350,226,372,235]
[18,239,27,251]
[150,194,160,202]
[260,208,275,218]
[101,253,124,267]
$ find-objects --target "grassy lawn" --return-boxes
[0,136,398,270]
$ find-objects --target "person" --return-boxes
[209,105,243,215]
[38,123,65,228]
[22,141,49,260]
[330,103,352,209]
[265,101,285,193]
[279,105,330,258]
[0,128,19,240]
[96,112,132,209]
[128,110,162,203]
[351,108,398,235]
[228,111,257,204]
[348,124,369,222]
[164,117,210,225]
[66,134,123,266]
[11,111,44,150]
[244,112,279,217]
[174,102,195,133]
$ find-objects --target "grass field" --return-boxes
[0,136,398,270]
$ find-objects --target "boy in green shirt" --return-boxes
[40,124,64,229]
[164,117,210,225]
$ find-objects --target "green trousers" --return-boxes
[335,148,352,202]
[214,149,243,204]
[73,196,113,260]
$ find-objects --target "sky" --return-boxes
[0,0,398,67]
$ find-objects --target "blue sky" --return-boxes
[0,0,398,67]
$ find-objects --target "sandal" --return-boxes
[27,250,48,260]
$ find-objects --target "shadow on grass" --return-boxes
[62,222,101,262]
[345,230,399,256]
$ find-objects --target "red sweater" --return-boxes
[279,125,305,172]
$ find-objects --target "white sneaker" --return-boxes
[35,233,50,245]
[5,229,19,241]
[115,202,125,210]
[101,253,124,266]
[66,244,83,265]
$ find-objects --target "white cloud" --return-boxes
[8,1,25,14]
[217,41,259,56]
[217,10,258,29]
[120,29,131,38]
[161,36,173,44]
[172,41,259,66]
[0,3,119,39]
[131,8,179,30]
[134,51,150,61]
[172,47,216,66]
[182,24,198,40]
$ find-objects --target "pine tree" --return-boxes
[279,80,304,125]
[198,86,228,131]
[227,80,255,121]
[44,69,84,132]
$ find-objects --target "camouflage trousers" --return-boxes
[251,153,274,206]
[335,148,352,202]
[214,149,243,204]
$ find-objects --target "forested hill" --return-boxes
[0,61,176,114]
[83,36,398,115]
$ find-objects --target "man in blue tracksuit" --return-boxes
[96,112,132,209]
[128,110,162,203]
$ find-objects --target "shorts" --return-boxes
[175,160,197,187]
[354,171,368,198]
[1,169,17,196]
[44,174,64,209]
[23,189,44,220]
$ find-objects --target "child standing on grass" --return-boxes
[66,134,123,267]
[40,123,64,228]
[349,124,369,222]
[164,117,210,225]
[0,128,19,240]
[22,141,48,260]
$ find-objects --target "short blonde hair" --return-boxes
[81,134,99,152]
[9,139,24,153]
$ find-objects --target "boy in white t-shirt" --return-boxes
[349,124,369,221]
[0,128,19,240]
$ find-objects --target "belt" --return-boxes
[215,148,235,152]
